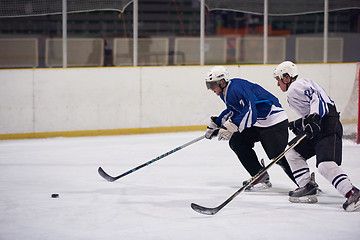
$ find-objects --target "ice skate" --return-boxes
[243,171,272,191]
[289,172,318,203]
[343,187,360,212]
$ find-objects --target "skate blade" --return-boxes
[289,195,318,204]
[245,183,272,192]
[344,201,360,212]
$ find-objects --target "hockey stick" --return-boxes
[98,134,206,182]
[191,133,307,215]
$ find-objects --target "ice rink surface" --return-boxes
[0,131,359,240]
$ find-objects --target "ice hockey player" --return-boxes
[204,66,297,191]
[273,60,360,212]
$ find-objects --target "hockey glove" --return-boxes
[205,116,219,139]
[304,113,321,139]
[218,119,238,141]
[288,118,303,135]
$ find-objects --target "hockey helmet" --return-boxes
[205,66,229,90]
[273,61,298,80]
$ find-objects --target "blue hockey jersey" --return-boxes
[214,78,288,133]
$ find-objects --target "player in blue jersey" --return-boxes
[204,66,296,190]
[273,61,359,211]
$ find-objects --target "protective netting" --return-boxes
[0,0,133,18]
[205,0,360,16]
[340,63,359,142]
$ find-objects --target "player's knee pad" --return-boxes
[318,161,346,181]
[285,149,305,164]
[285,149,310,176]
[318,161,338,177]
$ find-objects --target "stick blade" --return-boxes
[191,203,219,215]
[98,167,116,182]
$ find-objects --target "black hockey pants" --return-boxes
[229,119,296,185]
[294,104,343,167]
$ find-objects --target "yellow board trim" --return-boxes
[0,125,207,140]
[340,118,358,124]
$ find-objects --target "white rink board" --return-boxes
[0,64,357,135]
[32,68,142,132]
[0,69,34,133]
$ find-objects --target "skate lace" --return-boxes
[294,185,305,193]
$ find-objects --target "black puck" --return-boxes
[51,193,59,198]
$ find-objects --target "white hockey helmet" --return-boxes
[273,61,298,80]
[205,66,229,90]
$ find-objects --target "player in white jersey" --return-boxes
[204,66,297,191]
[273,61,360,212]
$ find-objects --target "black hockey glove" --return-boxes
[304,113,321,139]
[205,116,219,139]
[288,118,303,135]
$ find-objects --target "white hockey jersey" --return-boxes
[287,78,335,118]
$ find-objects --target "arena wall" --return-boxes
[0,63,357,139]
